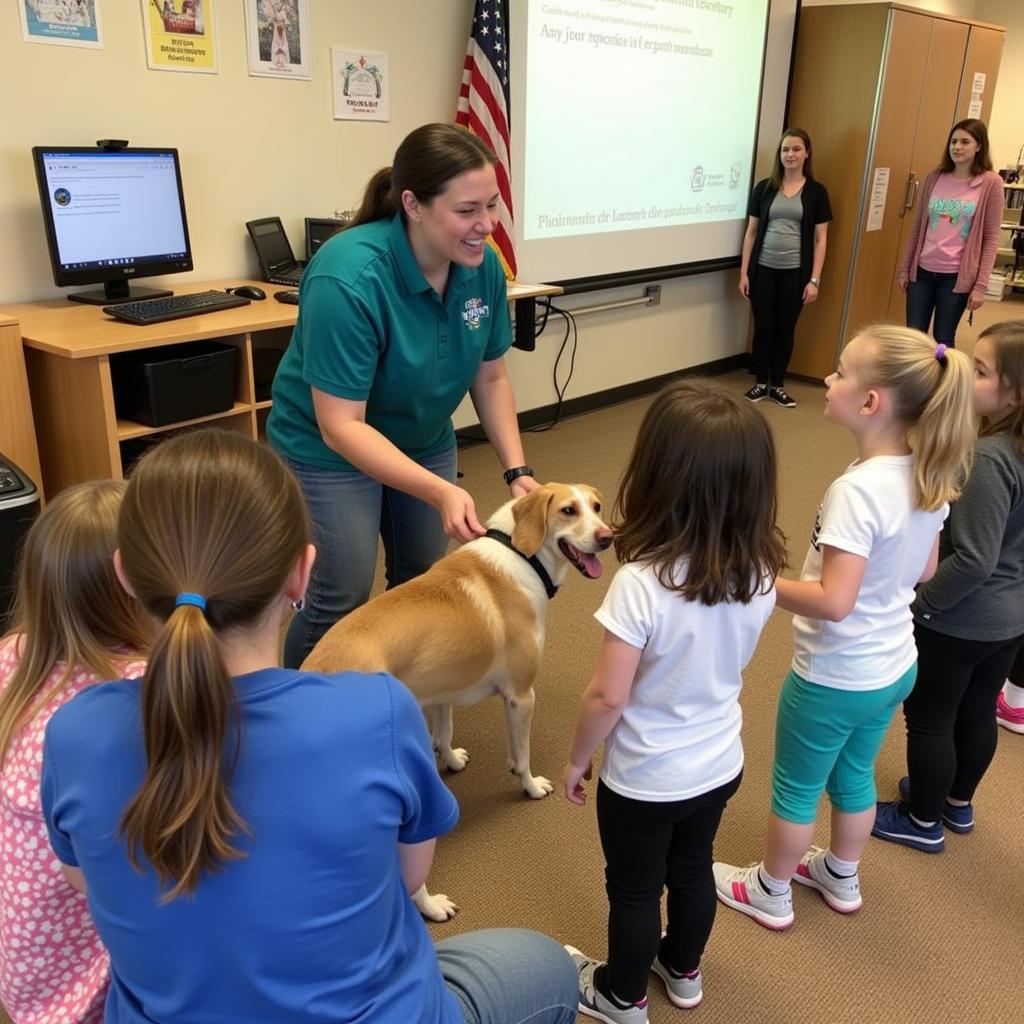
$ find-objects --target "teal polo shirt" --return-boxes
[267,213,513,471]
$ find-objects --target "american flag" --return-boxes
[456,0,516,280]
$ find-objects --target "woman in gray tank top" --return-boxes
[739,129,832,408]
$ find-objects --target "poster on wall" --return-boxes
[332,49,389,121]
[245,0,311,80]
[19,0,103,48]
[141,0,218,73]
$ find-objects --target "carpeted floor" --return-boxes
[424,305,1023,1024]
[3,302,1022,1024]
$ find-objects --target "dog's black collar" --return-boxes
[483,529,559,600]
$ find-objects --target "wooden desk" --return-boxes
[0,314,43,495]
[3,278,561,497]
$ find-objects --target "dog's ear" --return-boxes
[511,487,555,558]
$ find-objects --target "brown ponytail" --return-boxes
[117,429,310,900]
[348,123,496,228]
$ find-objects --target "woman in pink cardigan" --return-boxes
[897,119,1004,347]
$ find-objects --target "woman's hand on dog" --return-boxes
[509,474,540,498]
[563,760,593,805]
[435,484,487,543]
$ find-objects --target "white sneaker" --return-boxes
[712,862,794,930]
[792,847,862,913]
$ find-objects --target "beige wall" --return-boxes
[0,0,804,426]
[977,0,1024,172]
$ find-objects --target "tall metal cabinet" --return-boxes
[786,3,1004,380]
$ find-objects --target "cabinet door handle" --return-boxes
[904,173,919,213]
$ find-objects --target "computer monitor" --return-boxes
[32,145,193,304]
[305,217,347,261]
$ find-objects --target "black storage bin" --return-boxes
[112,341,238,427]
[252,343,288,401]
[0,455,41,627]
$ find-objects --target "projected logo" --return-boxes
[730,163,743,189]
[691,167,705,193]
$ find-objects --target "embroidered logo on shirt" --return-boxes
[462,297,490,330]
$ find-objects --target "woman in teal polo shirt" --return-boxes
[268,124,537,667]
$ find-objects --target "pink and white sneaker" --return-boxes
[996,693,1024,734]
[712,862,794,930]
[792,847,862,913]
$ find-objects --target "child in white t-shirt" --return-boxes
[714,324,976,931]
[562,379,786,1022]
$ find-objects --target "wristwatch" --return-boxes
[809,276,822,286]
[502,465,535,486]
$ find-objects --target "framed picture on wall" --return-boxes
[141,0,218,74]
[244,0,311,80]
[19,0,103,48]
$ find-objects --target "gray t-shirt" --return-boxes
[758,190,803,270]
[913,431,1024,641]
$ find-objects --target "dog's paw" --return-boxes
[524,774,554,799]
[442,747,469,772]
[418,892,458,921]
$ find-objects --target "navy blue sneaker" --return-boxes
[898,776,974,834]
[872,801,945,853]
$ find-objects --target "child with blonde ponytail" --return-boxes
[40,429,576,1024]
[714,325,975,930]
[0,481,149,1024]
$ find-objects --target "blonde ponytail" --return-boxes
[858,325,975,510]
[117,430,310,900]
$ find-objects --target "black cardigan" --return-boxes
[747,177,832,285]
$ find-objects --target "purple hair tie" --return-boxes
[934,343,948,363]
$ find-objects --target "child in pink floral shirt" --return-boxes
[0,481,149,1024]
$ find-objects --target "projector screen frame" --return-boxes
[509,0,797,291]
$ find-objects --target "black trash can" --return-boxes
[0,455,41,627]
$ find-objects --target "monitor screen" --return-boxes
[32,146,193,304]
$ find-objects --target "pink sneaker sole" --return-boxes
[996,695,1024,734]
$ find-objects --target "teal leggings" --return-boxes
[771,666,917,824]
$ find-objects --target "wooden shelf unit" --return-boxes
[3,278,562,497]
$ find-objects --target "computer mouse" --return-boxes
[228,285,267,300]
[274,290,300,305]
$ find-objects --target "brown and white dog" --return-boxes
[302,483,612,919]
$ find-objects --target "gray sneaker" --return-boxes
[651,956,702,1009]
[713,861,794,930]
[792,847,862,913]
[564,946,648,1024]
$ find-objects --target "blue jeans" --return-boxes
[436,929,577,1024]
[906,267,969,346]
[283,446,457,668]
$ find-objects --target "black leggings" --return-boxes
[749,265,805,387]
[903,623,1024,822]
[596,773,741,1003]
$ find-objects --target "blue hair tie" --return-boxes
[174,592,207,611]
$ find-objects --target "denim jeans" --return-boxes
[283,446,457,668]
[436,929,578,1024]
[906,267,970,345]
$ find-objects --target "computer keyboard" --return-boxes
[103,290,251,325]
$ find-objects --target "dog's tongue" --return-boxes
[581,552,603,579]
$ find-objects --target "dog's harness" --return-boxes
[483,529,559,600]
